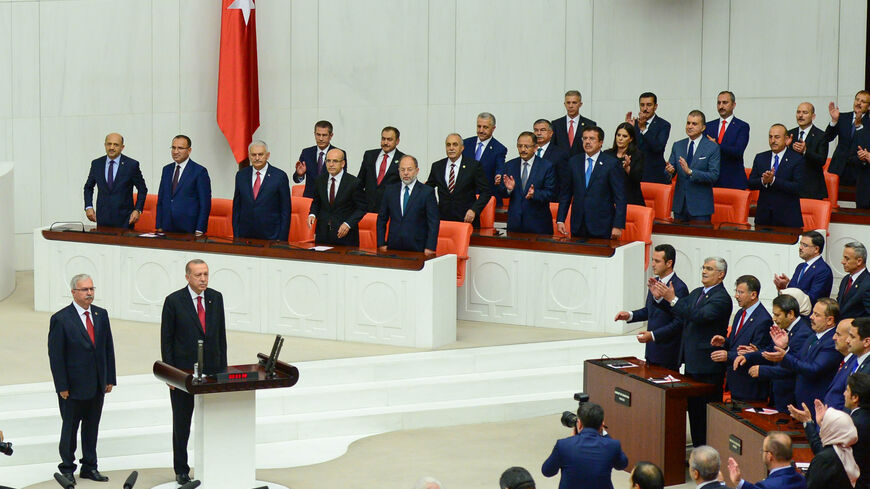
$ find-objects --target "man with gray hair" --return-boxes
[551,90,597,157]
[48,273,116,483]
[232,139,291,240]
[689,446,725,488]
[838,241,870,319]
[653,257,732,446]
[426,133,491,226]
[463,112,508,189]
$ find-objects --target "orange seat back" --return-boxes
[436,221,473,287]
[745,167,759,207]
[549,202,571,237]
[712,188,751,226]
[358,213,379,250]
[132,193,158,232]
[640,182,673,220]
[800,199,832,232]
[478,196,496,228]
[207,198,234,239]
[823,171,839,209]
[291,185,304,197]
[624,204,654,268]
[290,196,315,243]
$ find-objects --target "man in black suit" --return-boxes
[377,155,439,255]
[615,243,688,371]
[848,318,870,376]
[232,140,291,241]
[825,90,870,186]
[789,102,830,200]
[308,148,367,246]
[748,124,805,228]
[358,126,405,212]
[688,446,726,489]
[533,119,570,201]
[838,241,870,319]
[851,128,870,209]
[48,274,116,483]
[626,92,671,184]
[426,133,491,227]
[160,259,228,485]
[293,120,346,198]
[654,257,733,446]
[83,132,148,229]
[551,90,597,157]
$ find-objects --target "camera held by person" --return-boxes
[560,392,589,429]
[0,430,12,456]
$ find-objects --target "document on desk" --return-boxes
[648,375,680,383]
[312,246,333,251]
[744,407,778,415]
[138,233,164,238]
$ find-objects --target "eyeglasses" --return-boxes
[73,287,96,292]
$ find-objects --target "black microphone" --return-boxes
[53,472,74,489]
[123,470,138,489]
[179,480,201,489]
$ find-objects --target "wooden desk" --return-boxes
[34,227,457,348]
[707,401,813,486]
[584,357,716,486]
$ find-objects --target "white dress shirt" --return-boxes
[444,157,462,185]
[400,180,417,214]
[188,285,205,313]
[72,301,92,332]
[250,163,269,187]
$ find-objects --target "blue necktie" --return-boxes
[686,140,695,165]
[536,148,543,158]
[796,263,807,284]
[475,142,484,161]
[585,157,594,188]
[402,185,410,216]
[851,357,860,375]
[773,154,780,173]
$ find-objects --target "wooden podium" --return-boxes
[583,357,716,486]
[153,353,299,488]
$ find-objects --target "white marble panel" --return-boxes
[533,254,603,330]
[12,117,41,233]
[837,0,868,98]
[178,0,220,113]
[151,0,181,114]
[47,240,121,314]
[459,246,526,325]
[14,233,32,272]
[426,0,456,106]
[0,163,14,299]
[256,0,292,111]
[118,248,187,323]
[700,0,731,99]
[266,258,337,340]
[38,0,152,117]
[0,3,10,120]
[252,108,292,166]
[11,1,41,118]
[564,0,594,98]
[288,108,322,165]
[150,112,181,188]
[179,111,238,199]
[343,266,415,346]
[289,0,319,109]
[0,118,10,164]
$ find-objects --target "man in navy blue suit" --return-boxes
[462,112,508,189]
[358,126,405,212]
[666,110,721,222]
[48,274,116,483]
[726,432,807,489]
[541,402,627,489]
[789,102,829,200]
[556,126,626,239]
[551,90,597,157]
[155,135,211,235]
[838,241,870,319]
[377,155,439,255]
[232,140,291,241]
[653,256,732,446]
[773,231,834,306]
[293,120,346,199]
[83,132,148,229]
[820,319,857,410]
[825,90,870,186]
[626,92,671,184]
[704,91,750,189]
[616,243,688,371]
[496,132,556,234]
[533,119,570,201]
[748,124,804,228]
[848,317,870,375]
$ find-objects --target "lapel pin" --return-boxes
[749,318,754,322]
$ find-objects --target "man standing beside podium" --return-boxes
[160,259,228,485]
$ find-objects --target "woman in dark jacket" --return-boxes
[805,404,859,488]
[604,122,645,206]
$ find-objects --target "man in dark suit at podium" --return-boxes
[704,91,750,189]
[626,92,671,184]
[825,90,870,186]
[426,133,491,226]
[308,148,367,246]
[83,132,148,229]
[161,259,228,485]
[615,243,688,371]
[232,140,291,241]
[532,119,570,201]
[377,155,440,255]
[48,274,116,483]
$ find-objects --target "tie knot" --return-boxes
[197,296,202,303]
[83,311,89,317]
[587,157,593,165]
[256,170,260,176]
[109,160,115,165]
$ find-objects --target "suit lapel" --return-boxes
[404,182,423,216]
[67,305,93,346]
[331,174,350,207]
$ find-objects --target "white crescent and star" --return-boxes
[228,0,256,26]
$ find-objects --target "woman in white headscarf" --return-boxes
[805,401,859,488]
[779,287,812,317]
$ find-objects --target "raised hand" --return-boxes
[829,101,840,123]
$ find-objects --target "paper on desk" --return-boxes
[312,246,333,251]
[138,233,161,237]
[608,363,636,369]
[795,462,809,470]
[648,375,680,383]
[744,408,779,415]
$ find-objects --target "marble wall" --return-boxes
[2,0,866,269]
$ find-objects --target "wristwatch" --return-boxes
[670,297,679,307]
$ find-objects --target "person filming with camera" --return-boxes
[542,402,628,489]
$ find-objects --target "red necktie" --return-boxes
[376,154,388,185]
[731,309,746,338]
[171,164,181,194]
[253,171,262,199]
[568,120,576,147]
[329,177,336,205]
[448,163,456,193]
[717,120,727,144]
[844,276,854,296]
[197,296,206,334]
[83,311,95,344]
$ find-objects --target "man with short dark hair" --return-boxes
[626,92,671,184]
[463,112,508,188]
[294,120,347,198]
[773,231,833,306]
[704,90,750,189]
[688,446,726,488]
[838,241,870,319]
[358,126,405,212]
[499,466,536,489]
[630,462,664,489]
[748,124,805,228]
[541,402,627,489]
[155,135,212,235]
[666,110,721,222]
[726,432,806,489]
[83,132,148,229]
[789,102,829,200]
[497,132,556,234]
[849,318,870,375]
[825,90,870,186]
[377,155,439,255]
[533,119,570,201]
[551,90,597,157]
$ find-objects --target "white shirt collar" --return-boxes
[403,180,417,192]
[771,148,786,160]
[703,282,721,294]
[689,133,703,143]
[175,158,190,169]
[251,163,269,185]
[657,271,675,284]
[476,137,491,148]
[786,316,802,331]
[187,285,204,301]
[567,114,580,126]
[584,151,601,163]
[816,326,834,340]
[742,300,761,318]
[797,123,814,133]
[851,268,866,282]
[72,301,90,316]
[857,350,870,368]
[537,142,551,155]
[105,155,120,165]
[720,114,735,126]
[379,149,397,161]
[805,254,821,266]
[327,170,343,188]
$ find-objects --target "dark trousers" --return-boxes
[686,372,724,447]
[57,392,104,474]
[573,222,610,239]
[170,388,195,476]
[647,360,680,372]
[674,212,711,223]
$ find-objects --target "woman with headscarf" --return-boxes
[780,287,813,317]
[805,401,860,488]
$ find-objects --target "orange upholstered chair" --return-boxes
[824,171,839,209]
[712,188,751,226]
[640,182,673,220]
[478,196,496,228]
[745,167,759,207]
[357,213,378,250]
[290,196,315,243]
[624,204,655,267]
[291,185,304,197]
[436,221,473,287]
[207,198,234,239]
[800,199,832,232]
[132,193,158,232]
[549,202,571,237]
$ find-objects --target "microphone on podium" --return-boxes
[123,470,138,489]
[52,472,74,489]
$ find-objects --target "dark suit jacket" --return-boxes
[309,172,367,246]
[805,446,853,489]
[704,116,750,189]
[822,355,855,410]
[670,282,733,374]
[496,156,556,234]
[541,428,628,489]
[462,137,507,186]
[542,143,571,202]
[753,317,814,411]
[847,122,870,208]
[550,114,597,157]
[741,466,807,489]
[789,125,829,200]
[292,145,346,198]
[232,165,291,241]
[748,148,805,228]
[604,148,645,206]
[83,154,148,229]
[636,115,671,184]
[837,269,870,320]
[804,407,869,488]
[156,160,211,233]
[786,257,834,306]
[825,110,870,184]
[628,274,689,368]
[425,157,491,225]
[377,181,440,252]
[160,287,228,375]
[668,137,721,218]
[48,304,116,401]
[721,304,773,401]
[557,151,627,238]
[357,149,405,212]
[778,327,841,413]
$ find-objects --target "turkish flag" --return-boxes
[217,0,260,164]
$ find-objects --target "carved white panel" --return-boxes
[119,248,186,323]
[266,259,336,340]
[344,267,414,346]
[47,240,119,314]
[459,247,523,324]
[198,252,261,333]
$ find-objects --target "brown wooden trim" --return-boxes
[652,221,801,244]
[471,229,618,256]
[153,358,299,395]
[831,207,870,224]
